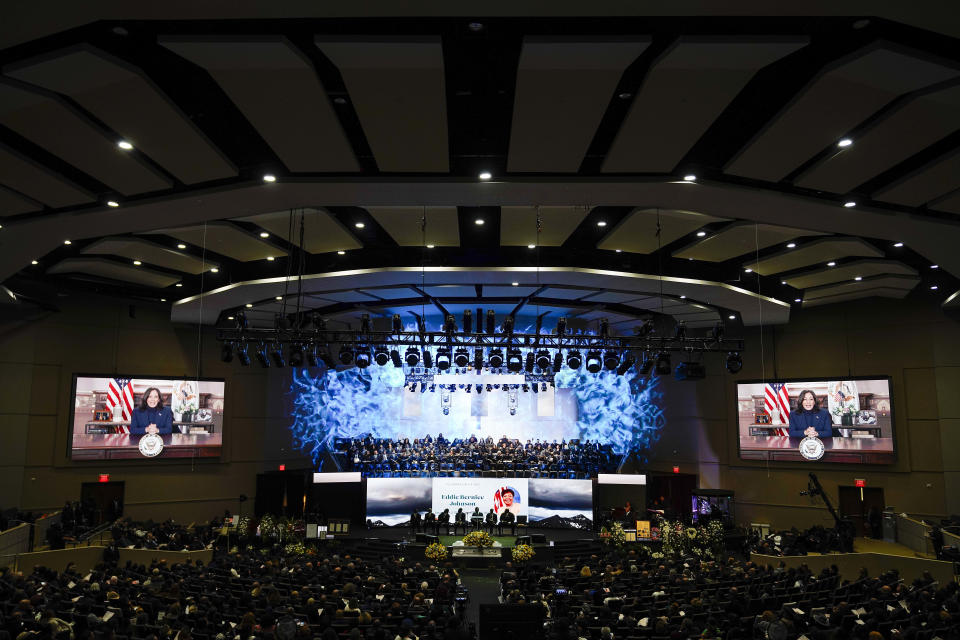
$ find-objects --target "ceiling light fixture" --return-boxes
[133,260,141,266]
[893,242,903,248]
[31,260,38,265]
[931,264,939,269]
[683,174,696,182]
[262,174,276,183]
[275,296,282,301]
[259,232,269,238]
[355,222,365,229]
[844,201,856,208]
[615,249,622,253]
[827,262,836,267]
[597,221,607,227]
[837,138,853,148]
[211,267,219,273]
[696,231,706,237]
[266,256,274,261]
[527,244,535,249]
[177,243,186,249]
[117,140,133,150]
[337,250,345,255]
[786,243,796,248]
[679,295,686,299]
[64,240,71,245]
[107,200,119,207]
[478,171,492,180]
[475,219,484,225]
[426,244,435,248]
[744,268,752,273]
[245,303,253,308]
[728,315,735,320]
[795,298,802,303]
[511,282,519,286]
[175,283,182,287]
[854,276,862,281]
[931,285,939,290]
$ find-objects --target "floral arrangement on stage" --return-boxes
[658,518,726,558]
[259,514,279,538]
[601,521,626,548]
[512,543,536,563]
[462,530,494,550]
[284,541,311,556]
[425,542,449,561]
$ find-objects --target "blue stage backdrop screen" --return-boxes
[289,366,664,463]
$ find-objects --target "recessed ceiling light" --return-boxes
[262,174,276,183]
[827,262,836,267]
[210,267,219,273]
[227,316,234,321]
[175,283,183,287]
[332,97,347,105]
[475,219,484,225]
[161,298,166,302]
[786,242,796,248]
[426,244,435,248]
[478,171,492,180]
[355,222,365,229]
[931,285,939,290]
[107,200,119,207]
[528,244,535,249]
[337,250,345,255]
[275,296,282,301]
[117,140,133,150]
[245,303,253,308]
[728,315,736,320]
[468,22,484,31]
[854,276,862,281]
[266,256,275,261]
[843,201,856,208]
[259,231,269,238]
[931,264,939,269]
[177,243,186,249]
[781,281,787,285]
[744,268,752,273]
[511,282,519,286]
[837,138,853,148]
[597,221,607,227]
[615,249,622,253]
[683,174,697,182]
[64,240,71,245]
[133,260,141,266]
[795,298,802,303]
[893,242,903,248]
[31,260,38,265]
[679,295,686,299]
[696,231,706,237]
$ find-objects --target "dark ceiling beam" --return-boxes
[457,206,501,249]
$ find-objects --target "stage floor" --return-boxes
[349,525,594,547]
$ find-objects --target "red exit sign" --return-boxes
[855,478,866,487]
[98,474,110,483]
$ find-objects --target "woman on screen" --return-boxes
[130,387,173,435]
[788,389,832,438]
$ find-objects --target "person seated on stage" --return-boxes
[453,508,467,534]
[438,508,451,535]
[424,508,436,534]
[485,508,498,534]
[623,501,634,523]
[471,507,484,530]
[130,387,173,435]
[498,509,516,536]
[788,389,833,438]
[410,510,422,533]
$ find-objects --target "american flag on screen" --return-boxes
[106,378,135,434]
[764,382,791,436]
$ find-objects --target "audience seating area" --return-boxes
[337,436,617,478]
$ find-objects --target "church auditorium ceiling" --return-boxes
[0,7,958,330]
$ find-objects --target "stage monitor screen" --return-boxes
[365,477,593,529]
[737,377,894,464]
[70,375,225,460]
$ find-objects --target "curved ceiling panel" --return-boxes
[0,82,172,195]
[235,208,362,253]
[603,37,806,173]
[673,222,823,262]
[147,222,285,262]
[877,150,960,207]
[802,274,920,307]
[508,37,650,173]
[160,37,359,173]
[81,237,217,275]
[47,257,180,288]
[598,208,725,253]
[784,258,917,289]
[747,238,884,275]
[316,37,448,172]
[726,45,960,182]
[0,144,92,208]
[796,84,960,194]
[6,46,237,184]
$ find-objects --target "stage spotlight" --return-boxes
[409,383,417,392]
[454,347,470,368]
[542,383,547,392]
[319,349,337,368]
[429,384,436,392]
[463,309,473,334]
[522,384,529,392]
[675,361,706,381]
[525,351,535,373]
[237,342,251,366]
[436,348,451,371]
[360,313,371,333]
[374,347,390,366]
[532,383,538,394]
[306,344,320,368]
[599,317,609,338]
[444,314,457,334]
[423,350,433,369]
[308,311,324,331]
[234,310,248,329]
[488,349,504,368]
[556,316,567,336]
[338,347,354,365]
[420,383,426,393]
[390,349,403,367]
[638,354,654,375]
[711,322,725,341]
[486,310,496,334]
[486,384,492,392]
[566,350,582,369]
[654,352,671,376]
[603,351,620,370]
[355,349,371,368]
[726,351,743,374]
[674,321,687,340]
[502,315,515,335]
[255,343,270,368]
[636,318,654,337]
[474,348,484,371]
[405,347,420,367]
[269,343,285,367]
[392,313,402,333]
[289,344,304,367]
[466,385,472,393]
[535,350,551,370]
[553,352,563,371]
[220,342,234,363]
[616,356,635,376]
[585,350,602,374]
[506,348,524,372]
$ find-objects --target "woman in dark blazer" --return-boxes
[788,389,833,438]
[130,387,173,434]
